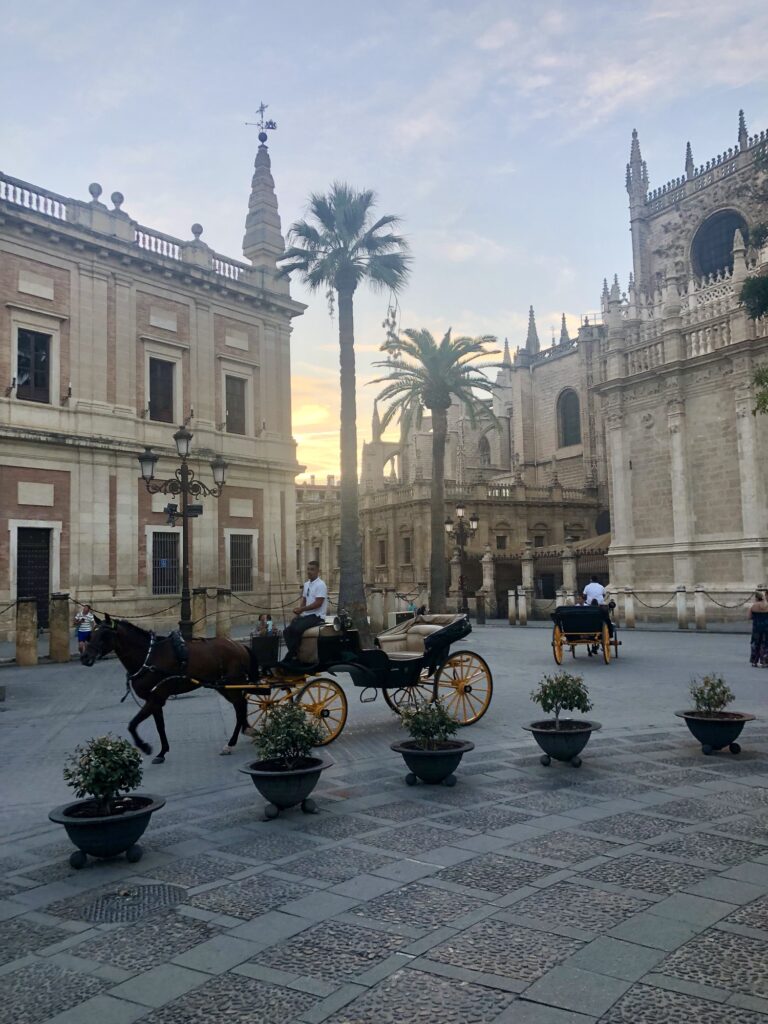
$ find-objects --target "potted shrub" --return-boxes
[240,702,332,819]
[49,735,165,869]
[676,673,756,755]
[390,699,474,786]
[523,672,600,768]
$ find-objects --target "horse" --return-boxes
[81,614,256,764]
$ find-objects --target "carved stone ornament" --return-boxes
[641,412,655,429]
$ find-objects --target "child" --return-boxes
[74,604,95,654]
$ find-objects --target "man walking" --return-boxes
[282,561,328,663]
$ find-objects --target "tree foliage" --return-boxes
[688,673,735,714]
[63,735,143,815]
[530,673,593,729]
[399,699,459,750]
[741,276,768,321]
[255,702,324,769]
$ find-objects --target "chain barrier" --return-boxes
[700,591,753,609]
[631,592,677,609]
[68,596,181,620]
[0,600,18,617]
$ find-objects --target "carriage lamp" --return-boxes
[138,446,159,482]
[173,424,193,459]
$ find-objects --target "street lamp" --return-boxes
[444,502,479,615]
[137,429,227,639]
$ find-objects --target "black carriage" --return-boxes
[550,605,621,665]
[246,613,493,744]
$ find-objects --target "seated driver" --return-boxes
[282,561,328,663]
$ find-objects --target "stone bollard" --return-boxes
[49,592,71,662]
[383,588,397,628]
[369,590,384,633]
[192,587,207,638]
[517,585,528,626]
[624,587,636,629]
[216,587,232,638]
[16,597,38,666]
[694,586,707,631]
[476,594,486,625]
[556,587,567,607]
[676,586,689,630]
[508,589,517,625]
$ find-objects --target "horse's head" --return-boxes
[80,613,117,666]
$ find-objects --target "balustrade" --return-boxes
[0,173,68,220]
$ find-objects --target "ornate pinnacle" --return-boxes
[738,108,748,149]
[685,141,694,179]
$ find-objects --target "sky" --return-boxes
[2,0,766,479]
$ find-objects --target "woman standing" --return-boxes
[749,592,768,666]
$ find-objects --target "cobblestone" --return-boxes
[0,917,70,965]
[258,919,407,981]
[603,982,768,1023]
[506,828,623,863]
[140,972,317,1023]
[505,881,650,932]
[435,852,553,895]
[580,812,682,841]
[652,832,765,866]
[185,875,315,919]
[69,910,219,971]
[659,928,768,996]
[352,881,488,927]
[582,855,713,895]
[0,960,104,1024]
[282,847,395,884]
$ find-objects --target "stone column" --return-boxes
[16,598,38,666]
[216,587,232,638]
[694,585,707,631]
[516,585,528,626]
[192,587,208,638]
[521,542,534,591]
[480,545,497,617]
[49,592,71,662]
[508,589,517,625]
[735,387,765,583]
[667,395,694,584]
[623,587,636,629]
[369,590,384,633]
[676,586,689,630]
[561,541,577,599]
[383,588,397,628]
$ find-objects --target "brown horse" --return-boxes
[81,614,255,764]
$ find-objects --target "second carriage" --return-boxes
[245,613,493,744]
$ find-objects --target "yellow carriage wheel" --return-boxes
[552,624,565,665]
[246,687,294,732]
[382,669,436,715]
[435,650,493,726]
[293,676,348,745]
[601,624,611,664]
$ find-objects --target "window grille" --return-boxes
[152,532,179,594]
[149,358,174,423]
[230,534,253,592]
[225,376,246,434]
[17,329,51,403]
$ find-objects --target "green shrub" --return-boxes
[530,672,593,729]
[62,735,143,815]
[399,699,459,749]
[689,673,734,713]
[255,702,324,768]
[742,277,768,321]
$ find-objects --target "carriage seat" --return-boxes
[377,614,463,657]
[298,623,338,664]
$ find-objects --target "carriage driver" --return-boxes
[282,561,328,663]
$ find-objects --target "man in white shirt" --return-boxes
[283,561,328,662]
[583,576,607,605]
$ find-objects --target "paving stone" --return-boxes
[435,852,553,896]
[652,832,765,866]
[0,855,32,874]
[280,847,395,884]
[506,829,623,864]
[148,854,253,887]
[0,881,23,898]
[507,791,597,814]
[146,828,201,848]
[323,966,514,1023]
[259,919,407,982]
[716,810,768,840]
[494,1005,597,1024]
[10,860,82,885]
[362,801,433,822]
[659,928,768,996]
[657,790,768,822]
[608,912,698,951]
[637,768,719,786]
[0,960,104,1024]
[425,917,583,982]
[351,882,487,928]
[580,813,683,842]
[582,855,713,896]
[602,982,768,1023]
[650,892,734,927]
[46,883,188,923]
[435,806,534,832]
[69,910,218,971]
[137,971,317,1022]
[365,824,458,856]
[221,832,323,861]
[417,786,499,808]
[523,963,632,1016]
[0,916,70,965]
[185,875,315,919]
[280,890,361,920]
[566,936,666,980]
[697,760,768,778]
[296,815,383,840]
[726,894,768,930]
[504,881,650,932]
[577,779,656,799]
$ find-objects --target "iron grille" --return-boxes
[152,532,179,595]
[230,534,253,592]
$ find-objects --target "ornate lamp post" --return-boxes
[138,426,227,639]
[444,501,479,615]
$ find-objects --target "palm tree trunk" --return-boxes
[337,285,371,644]
[430,406,448,612]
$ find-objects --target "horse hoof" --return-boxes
[220,746,233,756]
[138,742,153,756]
[151,755,165,765]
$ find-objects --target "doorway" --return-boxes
[17,527,51,628]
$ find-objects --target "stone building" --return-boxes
[0,136,303,638]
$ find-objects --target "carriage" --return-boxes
[550,605,621,665]
[245,613,494,744]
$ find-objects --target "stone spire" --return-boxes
[626,128,648,203]
[685,141,694,180]
[242,134,285,277]
[371,400,382,442]
[502,337,512,367]
[559,314,569,345]
[525,306,540,354]
[738,109,748,151]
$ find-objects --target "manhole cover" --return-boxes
[50,883,186,923]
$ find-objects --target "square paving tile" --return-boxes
[258,919,407,981]
[658,790,768,822]
[582,855,713,896]
[140,972,317,1023]
[296,814,383,840]
[351,881,488,928]
[726,894,768,931]
[506,829,623,864]
[46,882,188,923]
[324,967,514,1023]
[0,960,105,1024]
[637,768,718,786]
[148,828,201,848]
[11,859,81,884]
[364,801,435,822]
[148,854,252,888]
[652,832,765,866]
[578,779,656,798]
[581,813,681,842]
[435,806,534,832]
[505,881,650,932]
[0,916,71,966]
[365,824,457,856]
[70,910,219,971]
[602,981,768,1023]
[435,853,553,896]
[281,847,395,884]
[425,917,583,982]
[715,810,768,841]
[185,875,315,919]
[417,785,499,808]
[659,927,768,996]
[506,791,596,814]
[221,832,322,862]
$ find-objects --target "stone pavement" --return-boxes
[2,625,768,1022]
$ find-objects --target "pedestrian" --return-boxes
[282,561,328,663]
[749,591,768,667]
[74,603,95,655]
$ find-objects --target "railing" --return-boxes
[135,227,181,261]
[684,318,731,359]
[626,341,663,376]
[0,173,68,221]
[212,255,248,281]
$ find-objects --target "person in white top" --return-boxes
[283,561,328,661]
[583,576,607,605]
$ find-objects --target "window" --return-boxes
[557,389,581,447]
[691,210,748,279]
[377,539,386,566]
[534,535,545,548]
[230,535,253,592]
[313,546,320,564]
[479,435,491,466]
[152,532,179,594]
[17,329,50,403]
[496,535,507,551]
[149,358,174,423]
[402,536,412,564]
[225,375,246,435]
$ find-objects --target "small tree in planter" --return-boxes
[50,735,165,868]
[524,672,600,767]
[240,703,332,818]
[676,673,755,755]
[391,699,474,786]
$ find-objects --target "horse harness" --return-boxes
[123,629,191,698]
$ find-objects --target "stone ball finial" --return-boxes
[191,223,203,240]
[258,131,268,144]
[88,182,103,201]
[110,191,124,211]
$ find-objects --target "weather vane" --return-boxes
[245,101,277,143]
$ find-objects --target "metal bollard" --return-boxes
[16,597,38,666]
[49,592,71,662]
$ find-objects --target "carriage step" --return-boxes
[359,687,378,703]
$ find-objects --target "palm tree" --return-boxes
[373,328,499,612]
[278,184,410,637]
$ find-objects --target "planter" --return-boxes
[240,755,332,819]
[523,719,601,767]
[390,739,475,786]
[675,711,756,755]
[49,793,165,869]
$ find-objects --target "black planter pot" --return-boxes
[48,793,165,869]
[240,755,332,819]
[675,711,756,755]
[390,740,475,786]
[523,719,601,767]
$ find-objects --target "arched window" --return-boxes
[691,210,748,279]
[557,389,581,447]
[478,435,491,466]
